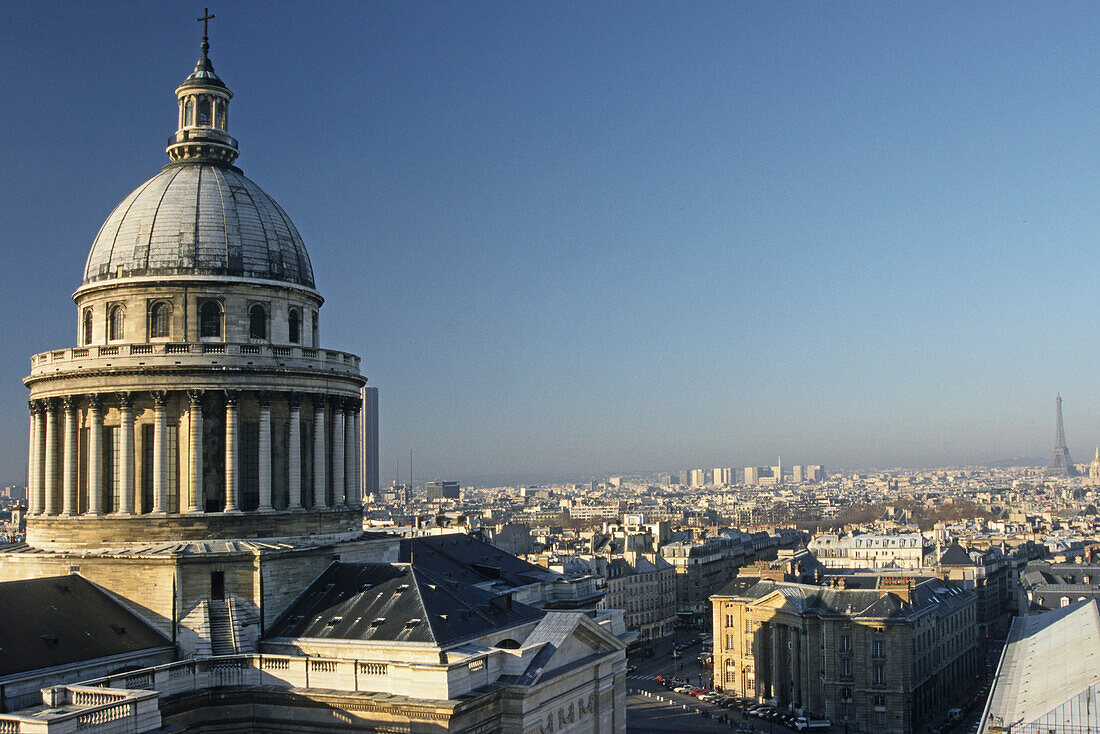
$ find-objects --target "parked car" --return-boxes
[793,717,830,732]
[674,686,693,694]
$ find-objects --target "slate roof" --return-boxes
[83,163,314,288]
[0,575,171,678]
[939,542,977,566]
[267,563,544,646]
[399,534,559,591]
[716,576,972,621]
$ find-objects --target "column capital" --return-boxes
[151,390,168,407]
[287,392,302,409]
[256,390,273,408]
[87,393,102,410]
[116,391,133,409]
[61,396,77,412]
[224,390,240,407]
[28,400,38,414]
[187,389,204,405]
[344,396,362,413]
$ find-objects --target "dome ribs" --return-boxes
[80,164,315,289]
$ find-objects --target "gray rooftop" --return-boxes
[981,599,1100,733]
[83,163,314,288]
[267,562,544,646]
[0,575,171,678]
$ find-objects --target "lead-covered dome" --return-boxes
[83,163,315,288]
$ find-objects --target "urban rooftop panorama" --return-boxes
[3,4,1100,734]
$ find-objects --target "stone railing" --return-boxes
[28,342,361,377]
[62,652,460,704]
[0,686,159,733]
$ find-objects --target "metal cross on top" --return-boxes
[197,8,214,57]
[197,8,215,38]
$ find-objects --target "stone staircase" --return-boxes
[208,599,236,656]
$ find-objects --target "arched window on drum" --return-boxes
[199,301,222,338]
[149,302,170,338]
[288,308,301,344]
[82,308,93,345]
[108,306,124,342]
[249,304,268,340]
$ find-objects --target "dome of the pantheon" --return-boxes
[82,164,315,288]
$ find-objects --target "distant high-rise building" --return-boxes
[361,386,379,497]
[791,465,804,483]
[1048,394,1076,476]
[744,467,760,486]
[807,465,826,482]
[713,467,733,486]
[426,480,460,500]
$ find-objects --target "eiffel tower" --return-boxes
[1048,394,1076,476]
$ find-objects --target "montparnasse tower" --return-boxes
[7,14,383,655]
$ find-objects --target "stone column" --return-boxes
[187,391,203,512]
[117,392,135,515]
[331,401,345,507]
[224,391,240,512]
[33,402,46,515]
[26,402,38,515]
[287,393,302,509]
[771,623,781,701]
[258,392,273,511]
[347,399,360,506]
[790,627,800,708]
[313,397,327,508]
[44,399,59,515]
[87,395,103,515]
[62,397,79,516]
[152,391,168,513]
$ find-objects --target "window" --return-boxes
[288,308,301,343]
[82,309,93,345]
[199,301,221,338]
[840,635,851,652]
[198,97,211,126]
[149,302,170,338]
[726,634,736,650]
[184,98,194,126]
[108,306,124,341]
[311,310,319,345]
[249,304,267,340]
[872,639,885,659]
[841,658,851,678]
[873,664,884,685]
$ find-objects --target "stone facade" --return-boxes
[711,575,980,734]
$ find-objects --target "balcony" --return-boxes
[28,342,362,379]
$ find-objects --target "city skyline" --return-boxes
[6,3,1100,484]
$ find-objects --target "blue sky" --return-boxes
[2,2,1100,485]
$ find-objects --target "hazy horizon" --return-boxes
[3,2,1100,486]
